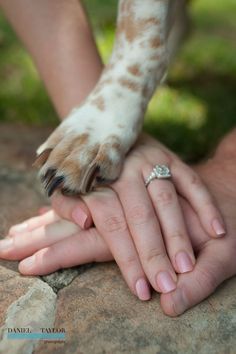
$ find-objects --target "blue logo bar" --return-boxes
[7,333,65,341]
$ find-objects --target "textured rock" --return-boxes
[0,266,41,327]
[0,271,56,354]
[41,264,94,293]
[36,263,236,354]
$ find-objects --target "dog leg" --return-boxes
[35,0,170,196]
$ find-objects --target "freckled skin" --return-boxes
[36,0,184,196]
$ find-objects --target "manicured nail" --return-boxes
[20,255,35,269]
[176,252,194,273]
[72,208,88,229]
[0,238,13,251]
[11,222,28,233]
[171,288,188,315]
[212,218,226,237]
[135,278,151,301]
[156,271,176,293]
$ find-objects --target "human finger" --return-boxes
[51,191,93,229]
[113,172,178,293]
[83,188,151,300]
[160,242,234,316]
[0,218,80,260]
[171,160,226,238]
[144,168,195,274]
[8,210,60,236]
[18,228,112,275]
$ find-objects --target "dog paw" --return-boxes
[33,110,128,196]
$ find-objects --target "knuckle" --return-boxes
[102,215,127,234]
[196,266,219,292]
[169,231,186,241]
[155,189,174,207]
[126,204,154,226]
[144,247,168,266]
[189,173,208,195]
[190,173,202,186]
[119,254,138,270]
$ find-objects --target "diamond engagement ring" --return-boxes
[145,165,171,187]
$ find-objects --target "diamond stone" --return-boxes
[154,165,171,179]
[145,164,171,187]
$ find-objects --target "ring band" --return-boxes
[145,165,171,187]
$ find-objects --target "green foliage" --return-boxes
[0,0,235,161]
[0,15,56,124]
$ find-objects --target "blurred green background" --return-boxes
[0,0,235,161]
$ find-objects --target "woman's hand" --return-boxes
[2,134,225,301]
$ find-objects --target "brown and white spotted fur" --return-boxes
[35,0,189,196]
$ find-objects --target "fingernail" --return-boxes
[20,255,35,269]
[11,222,28,233]
[72,208,88,229]
[212,218,226,237]
[176,252,194,273]
[135,278,151,301]
[156,271,176,293]
[0,238,13,251]
[172,288,188,315]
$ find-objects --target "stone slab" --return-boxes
[0,266,57,354]
[36,263,236,354]
[0,266,40,328]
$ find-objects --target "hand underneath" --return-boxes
[161,156,236,315]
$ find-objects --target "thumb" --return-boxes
[160,243,231,316]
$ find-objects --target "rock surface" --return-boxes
[0,267,56,354]
[0,123,236,353]
[36,263,236,354]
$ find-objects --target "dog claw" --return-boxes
[33,149,53,168]
[41,168,57,184]
[47,176,64,197]
[80,164,100,194]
